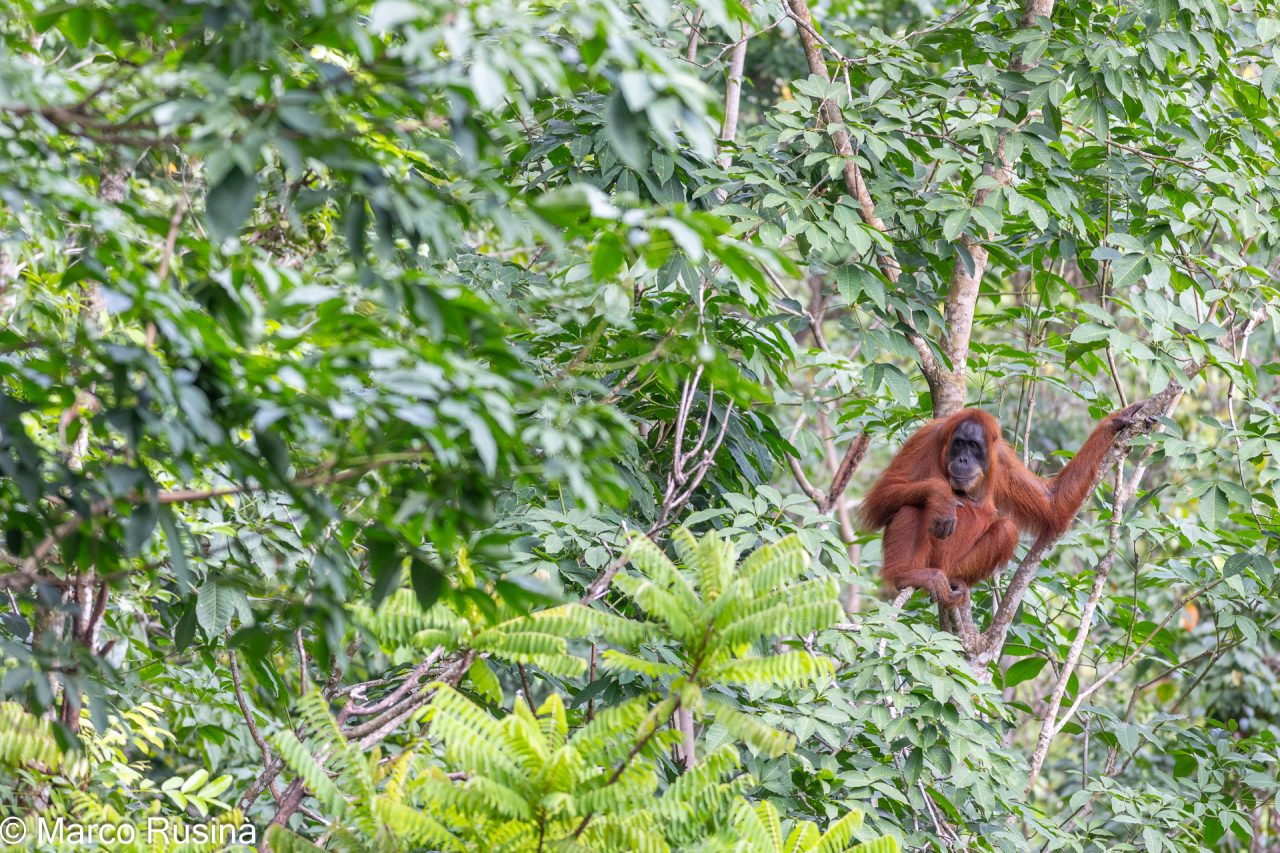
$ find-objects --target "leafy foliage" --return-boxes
[1,0,1280,849]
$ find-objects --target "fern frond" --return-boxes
[480,820,536,852]
[409,628,456,649]
[0,702,61,769]
[611,574,698,641]
[625,533,698,606]
[293,691,345,752]
[669,527,700,571]
[538,744,587,794]
[372,797,464,851]
[430,685,524,784]
[472,629,586,676]
[537,691,569,748]
[676,527,734,600]
[785,821,820,853]
[467,656,504,706]
[356,590,466,647]
[464,774,534,820]
[583,816,671,853]
[653,744,741,824]
[504,702,553,773]
[716,578,841,641]
[576,757,659,813]
[737,535,809,593]
[730,798,775,852]
[756,801,787,853]
[703,530,736,599]
[599,650,681,680]
[705,700,795,757]
[376,749,415,799]
[293,690,369,797]
[271,730,350,820]
[704,651,834,688]
[570,695,654,764]
[504,603,647,647]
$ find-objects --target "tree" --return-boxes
[1,0,1278,849]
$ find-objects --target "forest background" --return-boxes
[1,0,1280,850]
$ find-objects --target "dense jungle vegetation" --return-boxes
[1,0,1279,849]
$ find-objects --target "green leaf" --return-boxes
[1003,657,1047,688]
[1263,64,1280,99]
[205,164,258,241]
[125,501,158,556]
[174,602,198,650]
[942,208,969,241]
[605,91,647,169]
[62,7,91,47]
[467,657,503,706]
[1110,253,1147,289]
[592,233,626,281]
[410,558,444,612]
[157,506,190,593]
[197,580,237,635]
[1199,484,1229,530]
[470,61,505,109]
[367,530,403,608]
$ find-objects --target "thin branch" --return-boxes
[342,648,444,718]
[572,698,681,838]
[227,636,284,804]
[156,202,185,282]
[1023,462,1130,795]
[256,650,474,845]
[933,0,1056,418]
[0,451,434,592]
[717,22,749,172]
[1049,578,1226,737]
[970,302,1273,666]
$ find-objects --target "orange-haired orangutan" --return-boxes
[859,402,1146,606]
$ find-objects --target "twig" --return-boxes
[518,663,538,714]
[1048,578,1226,738]
[572,698,681,838]
[255,651,474,847]
[228,636,284,804]
[717,22,750,172]
[156,202,185,281]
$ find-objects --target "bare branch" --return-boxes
[1023,464,1129,794]
[684,10,704,62]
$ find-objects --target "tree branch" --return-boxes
[970,303,1274,667]
[784,0,942,391]
[934,0,1056,417]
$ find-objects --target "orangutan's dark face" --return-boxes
[946,419,988,495]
